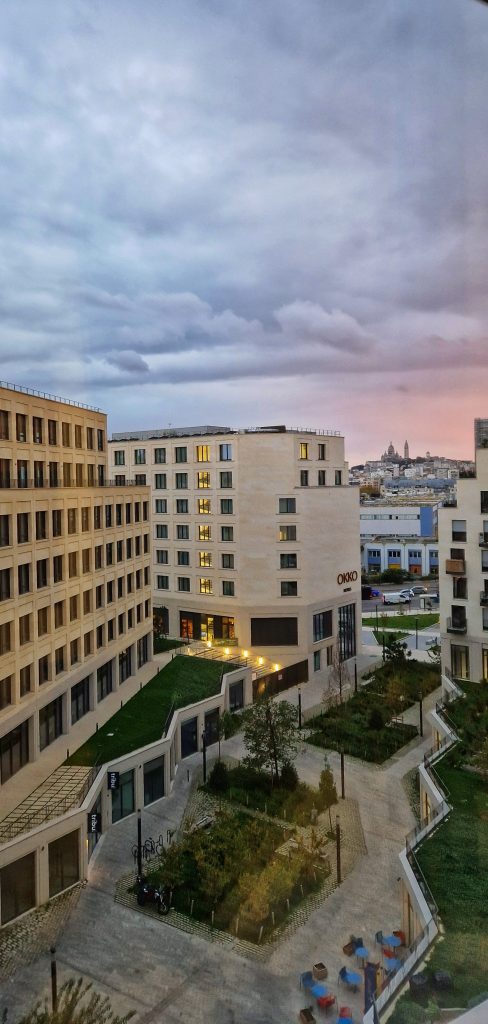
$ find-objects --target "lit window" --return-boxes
[199,578,213,594]
[199,551,212,567]
[198,524,211,541]
[196,445,210,462]
[299,442,309,460]
[198,498,211,514]
[197,471,211,488]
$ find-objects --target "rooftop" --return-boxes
[110,424,342,441]
[0,379,102,413]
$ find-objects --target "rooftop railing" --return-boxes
[0,379,101,412]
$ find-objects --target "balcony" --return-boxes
[446,616,467,635]
[445,559,465,575]
[479,533,488,548]
[480,592,488,606]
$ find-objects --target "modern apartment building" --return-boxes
[360,501,439,577]
[0,383,153,791]
[439,427,488,684]
[109,425,361,687]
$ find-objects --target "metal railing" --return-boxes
[446,616,467,634]
[0,379,101,411]
[0,478,146,490]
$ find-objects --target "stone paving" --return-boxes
[0,884,82,984]
[0,686,441,1024]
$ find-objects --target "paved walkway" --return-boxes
[1,685,440,1024]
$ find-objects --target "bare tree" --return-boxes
[323,636,350,706]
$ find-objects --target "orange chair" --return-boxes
[338,1008,352,1019]
[393,929,406,945]
[382,947,395,959]
[317,993,336,1014]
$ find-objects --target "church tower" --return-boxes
[404,440,409,460]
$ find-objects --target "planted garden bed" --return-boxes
[204,762,336,826]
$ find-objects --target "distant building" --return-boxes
[360,501,439,576]
[404,440,410,460]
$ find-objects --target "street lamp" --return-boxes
[201,730,207,783]
[298,686,302,730]
[415,617,419,650]
[419,691,424,738]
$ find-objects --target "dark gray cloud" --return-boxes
[0,0,487,458]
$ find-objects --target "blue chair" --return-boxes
[353,937,364,951]
[375,930,384,946]
[300,971,314,991]
[338,967,348,987]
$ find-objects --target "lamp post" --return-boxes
[415,617,419,650]
[137,809,142,878]
[354,661,358,693]
[375,603,379,631]
[340,750,345,799]
[298,686,302,730]
[50,946,58,1013]
[419,691,424,738]
[336,815,342,885]
[202,729,207,784]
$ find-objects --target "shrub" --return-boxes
[368,706,385,730]
[208,759,229,793]
[280,761,299,790]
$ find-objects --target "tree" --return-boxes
[19,979,134,1024]
[243,696,299,782]
[326,638,350,704]
[384,636,411,666]
[386,674,406,716]
[427,641,441,667]
[473,737,488,776]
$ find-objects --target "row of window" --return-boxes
[451,518,488,542]
[0,547,150,600]
[152,523,298,545]
[299,442,328,461]
[153,498,234,516]
[0,503,149,548]
[0,458,106,489]
[156,576,235,596]
[156,550,236,569]
[150,471,233,489]
[0,410,104,450]
[0,564,150,620]
[0,604,151,696]
[113,442,233,466]
[300,470,341,487]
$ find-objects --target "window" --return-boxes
[19,613,31,645]
[118,612,125,635]
[68,552,78,578]
[451,644,469,679]
[34,461,44,487]
[313,609,333,643]
[71,678,90,725]
[96,584,104,609]
[220,499,233,514]
[318,470,326,486]
[52,555,63,584]
[178,577,190,592]
[0,515,10,547]
[134,449,146,465]
[482,551,488,572]
[157,575,169,589]
[38,607,48,636]
[281,581,298,596]
[155,499,168,514]
[174,525,187,541]
[221,553,234,569]
[82,548,91,573]
[300,470,309,486]
[176,499,188,514]
[74,424,83,449]
[49,461,58,487]
[54,601,64,628]
[108,618,115,640]
[335,470,343,486]
[16,413,27,442]
[0,458,11,487]
[114,450,125,467]
[279,498,296,514]
[280,553,297,569]
[105,505,113,529]
[105,542,113,566]
[135,474,146,486]
[220,471,232,488]
[155,473,167,489]
[75,463,83,486]
[175,446,187,463]
[338,603,356,660]
[156,549,169,564]
[38,653,50,685]
[39,695,63,749]
[48,419,57,445]
[69,595,79,621]
[0,568,11,601]
[452,519,467,542]
[318,443,326,460]
[81,507,89,532]
[175,472,188,489]
[126,537,132,559]
[18,563,30,595]
[299,442,309,459]
[94,545,103,570]
[84,632,92,657]
[197,471,211,488]
[83,589,91,614]
[67,508,77,535]
[199,551,212,567]
[97,429,104,452]
[199,577,213,594]
[198,498,211,514]
[117,577,124,598]
[154,447,166,464]
[107,580,114,603]
[94,505,102,530]
[481,492,488,515]
[36,559,48,589]
[0,622,11,655]
[20,664,32,696]
[115,474,126,486]
[61,422,71,447]
[143,501,149,521]
[17,513,29,544]
[0,409,9,440]
[195,444,210,464]
[279,524,296,541]
[222,580,234,596]
[177,551,190,566]
[313,650,321,672]
[17,460,28,487]
[71,638,80,664]
[96,625,104,649]
[97,661,113,701]
[155,525,168,541]
[221,525,234,541]
[219,443,232,461]
[453,577,467,599]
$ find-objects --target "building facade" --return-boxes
[109,425,361,684]
[360,502,439,576]
[439,435,488,684]
[0,384,153,791]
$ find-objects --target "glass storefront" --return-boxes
[118,646,132,684]
[180,611,235,641]
[0,719,29,782]
[143,755,165,805]
[181,716,198,758]
[97,660,113,702]
[111,769,135,823]
[39,696,63,750]
[338,603,356,661]
[229,679,244,712]
[1,852,36,924]
[204,708,219,745]
[49,830,80,898]
[71,677,90,725]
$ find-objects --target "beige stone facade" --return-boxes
[0,383,153,791]
[109,425,361,686]
[438,439,488,684]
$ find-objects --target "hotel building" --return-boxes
[439,420,488,684]
[0,383,153,792]
[109,425,361,688]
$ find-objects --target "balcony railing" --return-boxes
[445,558,465,574]
[479,533,488,548]
[446,617,467,634]
[0,478,147,490]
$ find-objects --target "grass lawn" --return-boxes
[67,657,227,766]
[362,613,439,630]
[153,636,186,653]
[390,756,488,1020]
[372,629,408,644]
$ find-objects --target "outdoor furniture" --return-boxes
[352,937,364,951]
[338,968,361,991]
[383,934,401,948]
[393,929,406,945]
[384,958,401,974]
[342,938,356,957]
[409,972,429,1004]
[313,962,328,981]
[432,970,453,991]
[338,1007,352,1018]
[311,983,328,1000]
[317,993,336,1014]
[374,930,384,946]
[299,1010,316,1024]
[354,945,369,964]
[382,948,395,959]
[300,971,314,991]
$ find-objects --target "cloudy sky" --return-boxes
[1,0,488,463]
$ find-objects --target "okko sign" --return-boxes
[336,570,358,585]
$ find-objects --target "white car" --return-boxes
[382,591,410,605]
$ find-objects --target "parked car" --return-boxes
[409,584,428,595]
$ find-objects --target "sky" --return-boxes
[1,0,488,464]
